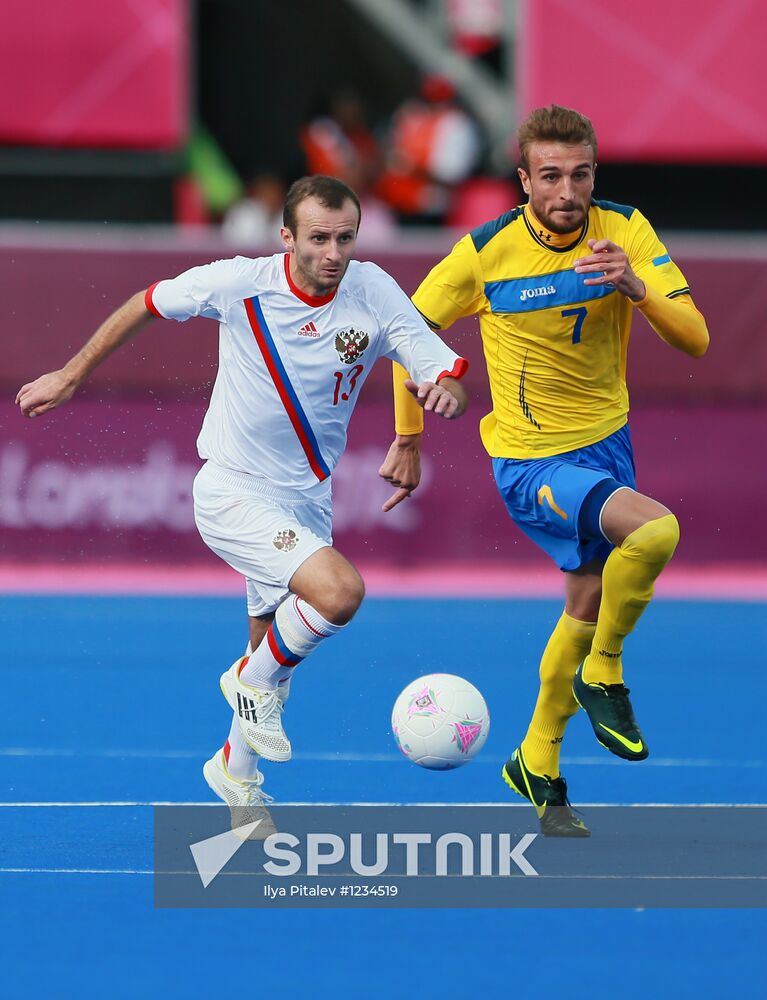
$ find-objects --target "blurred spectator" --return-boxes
[446,0,504,73]
[375,75,482,224]
[299,89,396,245]
[300,89,381,192]
[222,172,287,247]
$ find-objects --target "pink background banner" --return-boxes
[519,0,767,164]
[2,400,764,567]
[2,237,766,404]
[0,1,188,149]
[3,233,764,571]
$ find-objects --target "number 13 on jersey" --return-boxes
[332,364,364,404]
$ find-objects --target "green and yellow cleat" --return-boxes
[573,661,649,761]
[502,747,590,838]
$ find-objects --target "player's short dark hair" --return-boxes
[517,105,597,171]
[283,175,362,234]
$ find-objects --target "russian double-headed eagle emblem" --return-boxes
[273,529,299,552]
[334,327,369,365]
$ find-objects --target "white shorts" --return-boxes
[193,462,333,617]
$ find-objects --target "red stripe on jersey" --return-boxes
[223,740,231,764]
[284,254,337,307]
[436,357,469,382]
[144,282,163,317]
[244,297,329,482]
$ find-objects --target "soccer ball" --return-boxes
[391,673,490,770]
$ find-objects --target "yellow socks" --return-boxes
[521,613,597,777]
[584,514,680,685]
[521,515,679,775]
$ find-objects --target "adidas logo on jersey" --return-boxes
[297,321,320,338]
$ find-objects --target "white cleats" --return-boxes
[220,657,292,762]
[203,748,277,840]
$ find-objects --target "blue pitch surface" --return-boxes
[1,594,765,998]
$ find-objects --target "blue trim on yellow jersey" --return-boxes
[470,207,524,253]
[652,253,671,266]
[485,268,616,314]
[591,198,635,220]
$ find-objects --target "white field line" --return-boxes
[0,801,764,808]
[0,868,153,875]
[0,747,765,769]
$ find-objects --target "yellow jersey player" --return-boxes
[381,105,709,836]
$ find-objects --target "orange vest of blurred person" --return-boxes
[299,120,357,183]
[377,101,478,215]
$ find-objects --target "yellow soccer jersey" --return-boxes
[412,200,694,459]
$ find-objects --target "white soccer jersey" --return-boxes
[146,253,466,492]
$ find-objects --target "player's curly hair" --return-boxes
[517,105,597,171]
[283,175,361,234]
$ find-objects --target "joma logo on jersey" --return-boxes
[520,284,556,302]
[335,327,369,364]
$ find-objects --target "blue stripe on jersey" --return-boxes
[250,296,331,480]
[485,269,616,314]
[652,253,671,266]
[470,207,524,253]
[590,198,636,220]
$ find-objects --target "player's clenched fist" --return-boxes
[574,239,646,301]
[16,370,78,418]
[405,377,467,419]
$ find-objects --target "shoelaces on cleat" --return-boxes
[548,777,585,821]
[549,776,569,808]
[601,683,638,729]
[236,772,275,807]
[242,785,274,807]
[253,690,285,732]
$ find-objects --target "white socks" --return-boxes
[224,599,343,780]
[239,597,342,690]
[224,714,261,779]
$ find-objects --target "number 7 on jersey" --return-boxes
[562,307,587,344]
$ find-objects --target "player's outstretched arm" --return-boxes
[16,291,155,418]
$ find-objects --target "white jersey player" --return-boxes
[17,175,468,827]
[146,249,464,493]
